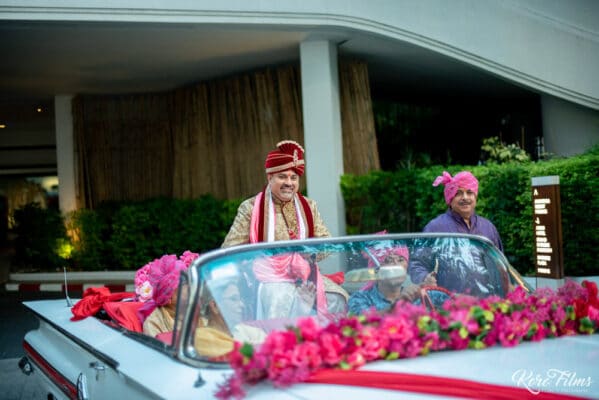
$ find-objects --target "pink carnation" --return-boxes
[134,263,152,302]
[217,280,599,400]
[180,250,200,267]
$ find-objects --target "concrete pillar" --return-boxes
[541,95,599,157]
[54,95,77,214]
[300,40,346,236]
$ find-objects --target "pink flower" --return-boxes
[380,315,414,342]
[179,250,200,267]
[134,263,152,302]
[318,332,344,366]
[297,317,321,341]
[215,374,245,400]
[216,280,599,400]
[294,342,322,370]
[136,280,153,302]
[134,250,196,303]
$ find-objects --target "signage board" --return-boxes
[531,176,563,278]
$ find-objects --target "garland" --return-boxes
[216,280,599,399]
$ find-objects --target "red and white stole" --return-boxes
[249,186,327,316]
[249,186,314,243]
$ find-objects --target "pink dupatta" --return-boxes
[250,192,328,316]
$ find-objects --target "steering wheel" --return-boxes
[413,285,453,310]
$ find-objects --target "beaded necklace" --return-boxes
[280,202,297,239]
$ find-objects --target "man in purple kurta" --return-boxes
[409,171,504,290]
[424,210,503,251]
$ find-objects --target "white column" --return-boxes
[300,40,346,236]
[54,95,77,214]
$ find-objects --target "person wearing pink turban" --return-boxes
[408,170,503,287]
[139,254,189,337]
[348,245,421,315]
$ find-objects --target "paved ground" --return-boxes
[1,357,45,400]
[1,290,72,400]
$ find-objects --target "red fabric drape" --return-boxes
[70,287,135,321]
[306,369,590,400]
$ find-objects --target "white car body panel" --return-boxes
[265,336,599,399]
[25,299,599,399]
[20,234,599,399]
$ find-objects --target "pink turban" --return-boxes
[432,171,479,205]
[361,245,409,291]
[365,246,410,268]
[148,254,187,306]
[136,254,189,325]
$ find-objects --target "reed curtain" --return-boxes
[73,60,379,209]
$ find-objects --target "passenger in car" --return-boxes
[194,280,266,358]
[139,256,188,337]
[252,252,349,321]
[348,246,425,315]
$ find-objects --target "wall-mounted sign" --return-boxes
[531,176,563,279]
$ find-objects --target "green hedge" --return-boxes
[84,195,241,270]
[13,194,241,271]
[341,148,599,276]
[12,203,70,271]
[11,149,597,275]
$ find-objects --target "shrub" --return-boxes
[66,208,108,270]
[480,136,530,164]
[342,148,598,276]
[12,203,69,270]
[68,194,242,270]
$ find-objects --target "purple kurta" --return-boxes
[409,210,504,286]
[423,210,503,251]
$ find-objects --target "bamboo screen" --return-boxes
[73,60,379,208]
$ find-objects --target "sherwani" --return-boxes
[221,194,330,248]
[221,193,347,315]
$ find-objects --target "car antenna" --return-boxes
[63,267,73,307]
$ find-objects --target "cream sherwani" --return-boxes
[221,194,330,248]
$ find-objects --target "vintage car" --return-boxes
[20,233,599,399]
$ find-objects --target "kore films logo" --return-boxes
[512,369,592,395]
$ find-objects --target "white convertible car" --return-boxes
[20,233,599,399]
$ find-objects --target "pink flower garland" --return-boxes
[216,280,599,400]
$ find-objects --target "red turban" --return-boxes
[265,140,305,176]
[433,170,479,205]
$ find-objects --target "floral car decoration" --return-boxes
[134,250,200,302]
[20,233,599,400]
[217,280,599,399]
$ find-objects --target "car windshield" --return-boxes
[178,234,531,363]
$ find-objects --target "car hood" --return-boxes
[248,334,599,399]
[24,299,599,399]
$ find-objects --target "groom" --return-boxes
[221,140,330,247]
[221,140,347,317]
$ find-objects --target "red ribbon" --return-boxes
[306,369,590,400]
